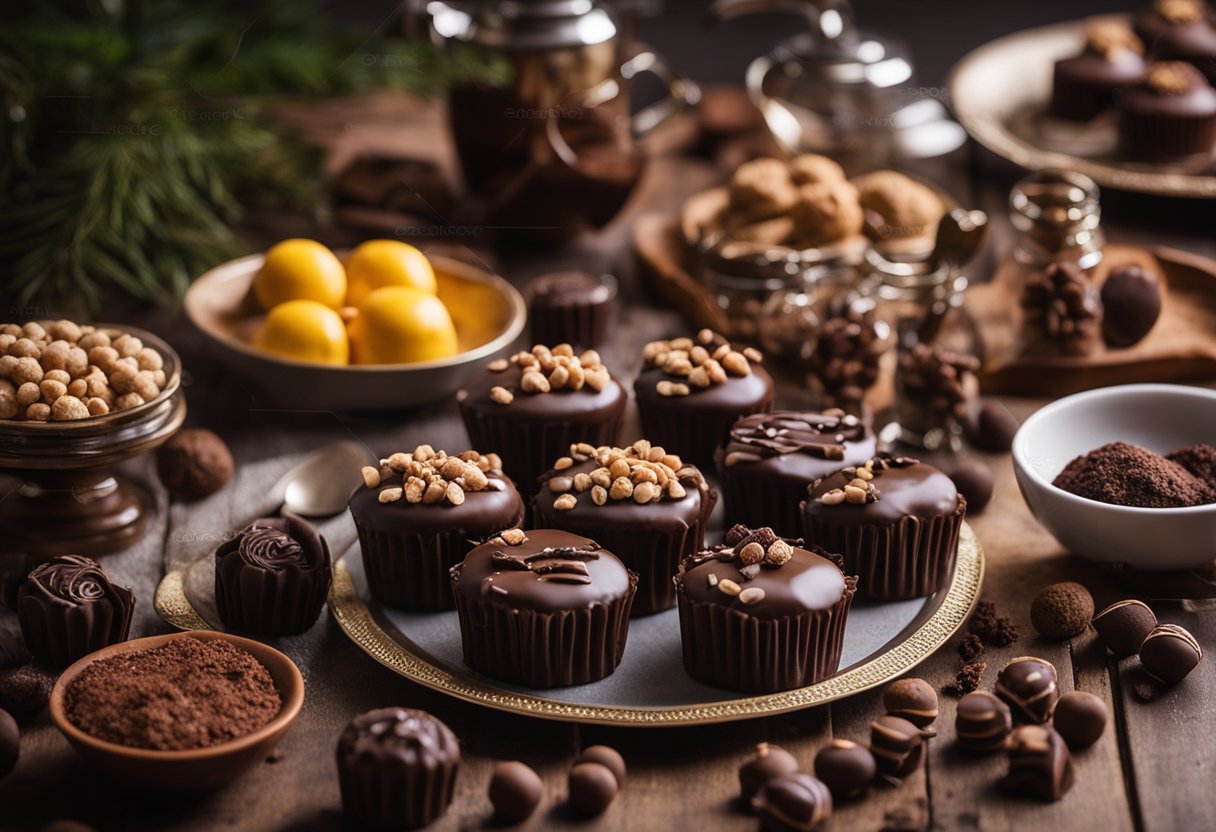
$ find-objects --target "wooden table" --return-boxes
[1,92,1214,832]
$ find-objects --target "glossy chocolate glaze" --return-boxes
[461,366,627,424]
[16,555,135,667]
[996,657,1060,724]
[633,364,774,420]
[348,469,524,536]
[803,456,960,526]
[1000,726,1075,802]
[1119,72,1216,117]
[1136,9,1216,73]
[21,556,130,607]
[1051,49,1147,120]
[676,543,849,618]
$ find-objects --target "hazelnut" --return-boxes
[50,395,90,421]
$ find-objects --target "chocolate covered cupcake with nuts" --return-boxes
[17,555,134,667]
[1050,20,1147,122]
[348,446,525,611]
[1117,61,1216,163]
[533,440,716,615]
[675,525,855,693]
[634,330,774,468]
[458,345,626,494]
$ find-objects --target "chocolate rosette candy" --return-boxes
[17,555,134,668]
[214,515,331,636]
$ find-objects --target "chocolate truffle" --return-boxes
[1030,582,1095,640]
[1000,726,1075,802]
[740,742,800,801]
[534,441,716,616]
[568,762,618,816]
[1139,623,1203,684]
[0,707,17,778]
[968,400,1020,454]
[955,691,1013,753]
[634,331,775,468]
[853,170,944,241]
[156,428,234,501]
[215,515,331,635]
[947,459,994,514]
[675,528,855,693]
[883,678,939,728]
[869,715,925,782]
[1092,599,1158,657]
[801,454,965,600]
[716,410,877,537]
[1050,20,1147,121]
[813,739,876,800]
[0,664,53,717]
[1118,62,1216,163]
[349,446,525,611]
[1101,264,1162,347]
[996,657,1060,724]
[336,708,460,829]
[458,346,626,495]
[450,530,636,688]
[1135,0,1216,83]
[17,555,134,668]
[527,271,616,349]
[1053,691,1108,748]
[752,772,833,832]
[489,761,543,824]
[576,745,626,787]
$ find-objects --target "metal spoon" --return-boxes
[277,441,373,517]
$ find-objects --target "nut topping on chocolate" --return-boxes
[364,446,503,507]
[1146,61,1203,95]
[543,440,707,509]
[813,453,918,506]
[491,344,612,405]
[642,330,761,396]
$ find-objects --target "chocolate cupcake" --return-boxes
[450,530,635,688]
[801,454,966,600]
[458,345,626,494]
[1135,0,1216,83]
[1050,21,1147,121]
[1117,62,1216,162]
[527,271,617,349]
[716,410,877,537]
[336,707,459,829]
[214,515,332,635]
[17,556,134,668]
[674,526,856,693]
[348,446,524,611]
[634,330,775,468]
[532,440,716,616]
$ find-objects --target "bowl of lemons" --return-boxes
[185,240,526,410]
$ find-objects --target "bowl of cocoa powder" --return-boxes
[1013,383,1216,570]
[49,631,304,794]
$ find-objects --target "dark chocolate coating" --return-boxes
[948,459,994,514]
[1117,68,1216,162]
[883,678,939,728]
[739,742,800,801]
[568,762,618,816]
[752,772,833,832]
[1000,726,1075,802]
[16,556,134,669]
[1051,48,1147,121]
[869,715,924,781]
[1092,600,1158,657]
[1139,623,1203,684]
[968,401,1020,453]
[996,657,1060,724]
[955,691,1013,753]
[1135,9,1216,80]
[0,707,17,778]
[489,761,543,823]
[813,739,876,800]
[575,745,626,786]
[677,543,848,619]
[349,467,523,539]
[1052,691,1108,748]
[528,271,615,349]
[1100,264,1162,347]
[804,457,959,527]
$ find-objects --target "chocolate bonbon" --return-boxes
[869,716,924,782]
[1052,691,1108,749]
[883,678,938,728]
[947,459,994,514]
[739,742,800,801]
[1101,264,1162,347]
[488,761,543,823]
[527,271,615,349]
[996,657,1059,724]
[955,691,1012,753]
[1139,624,1203,685]
[813,739,876,800]
[1000,726,1075,802]
[1093,600,1158,657]
[575,745,626,787]
[1030,582,1094,640]
[568,762,619,816]
[968,400,1020,454]
[156,428,233,500]
[17,555,134,668]
[752,772,833,832]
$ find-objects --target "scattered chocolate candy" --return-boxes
[568,762,619,816]
[1030,582,1094,640]
[955,691,1012,753]
[996,657,1059,724]
[156,428,234,501]
[752,772,833,832]
[489,760,544,824]
[947,459,994,513]
[0,664,53,717]
[739,742,800,801]
[1100,264,1161,347]
[1000,726,1074,802]
[968,400,1019,453]
[1052,691,1108,749]
[883,678,939,728]
[0,707,17,778]
[869,716,924,782]
[1092,600,1157,657]
[813,738,876,800]
[575,745,626,787]
[1139,624,1203,685]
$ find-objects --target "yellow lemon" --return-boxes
[348,286,459,364]
[254,239,346,310]
[254,300,350,365]
[344,240,438,307]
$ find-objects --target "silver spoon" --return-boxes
[277,441,373,517]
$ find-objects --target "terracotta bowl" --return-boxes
[185,252,526,411]
[49,631,304,795]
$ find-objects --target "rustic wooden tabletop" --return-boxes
[1,92,1214,832]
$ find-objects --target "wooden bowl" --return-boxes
[49,631,304,795]
[185,253,526,411]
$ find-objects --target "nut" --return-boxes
[633,481,659,503]
[423,481,447,504]
[521,370,550,394]
[819,489,846,505]
[667,480,687,499]
[446,482,466,506]
[501,528,527,545]
[739,587,766,605]
[573,472,592,492]
[722,351,751,376]
[765,540,794,566]
[361,466,381,488]
[378,488,403,503]
[554,493,578,511]
[405,478,425,503]
[739,542,766,566]
[718,578,742,597]
[554,456,574,470]
[490,386,514,405]
[843,485,869,504]
[591,485,608,506]
[488,359,509,372]
[609,477,634,501]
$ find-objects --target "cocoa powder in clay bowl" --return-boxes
[49,631,304,795]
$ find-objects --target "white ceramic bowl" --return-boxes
[1012,383,1216,570]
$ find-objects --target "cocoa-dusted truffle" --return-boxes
[1030,582,1095,640]
[789,179,864,249]
[1101,264,1161,347]
[955,691,1012,753]
[883,678,938,728]
[575,745,626,787]
[0,707,17,778]
[968,400,1020,453]
[1000,726,1075,802]
[813,739,876,800]
[996,657,1059,724]
[739,742,800,801]
[853,170,943,240]
[948,459,994,514]
[1092,600,1157,657]
[1052,691,1108,748]
[753,772,833,832]
[1139,623,1203,684]
[489,761,543,824]
[156,428,234,500]
[869,716,924,782]
[568,762,619,816]
[0,664,53,717]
